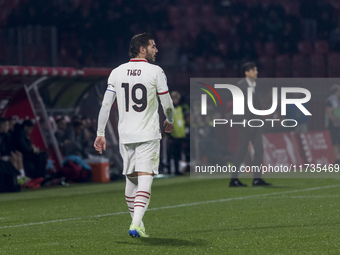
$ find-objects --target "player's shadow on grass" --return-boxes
[117,237,207,247]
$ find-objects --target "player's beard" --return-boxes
[145,50,156,63]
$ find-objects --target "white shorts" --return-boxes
[119,139,160,175]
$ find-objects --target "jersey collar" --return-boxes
[130,58,148,63]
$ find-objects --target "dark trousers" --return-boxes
[167,137,184,174]
[23,152,47,178]
[232,127,263,179]
[0,161,20,192]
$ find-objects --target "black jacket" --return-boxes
[235,78,263,122]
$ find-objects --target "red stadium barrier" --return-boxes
[0,66,79,76]
[262,131,335,166]
[0,66,112,77]
[82,68,112,77]
[263,132,305,166]
[299,131,335,165]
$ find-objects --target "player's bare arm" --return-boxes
[95,82,116,154]
[94,136,106,154]
[159,92,175,133]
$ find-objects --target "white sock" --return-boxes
[125,176,138,220]
[133,175,153,228]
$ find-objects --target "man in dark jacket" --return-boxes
[13,120,47,178]
[229,62,271,187]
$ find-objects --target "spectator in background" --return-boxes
[286,93,309,133]
[0,118,12,156]
[184,112,190,171]
[0,118,25,181]
[54,115,69,155]
[194,26,219,58]
[52,115,93,182]
[300,0,318,43]
[12,120,47,179]
[330,18,340,52]
[84,117,98,155]
[63,117,90,158]
[254,16,267,43]
[167,91,186,175]
[8,116,19,135]
[279,21,298,54]
[55,116,67,140]
[317,1,336,40]
[265,9,284,41]
[325,85,340,164]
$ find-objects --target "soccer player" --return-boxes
[94,33,174,238]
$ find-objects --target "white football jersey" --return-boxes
[106,58,170,144]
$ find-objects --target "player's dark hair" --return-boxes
[129,33,154,58]
[241,62,257,76]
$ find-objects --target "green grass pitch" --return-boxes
[1,177,340,255]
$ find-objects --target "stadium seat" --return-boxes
[0,34,2,60]
[292,54,310,77]
[328,0,340,10]
[193,57,208,74]
[216,17,231,31]
[264,42,277,58]
[169,30,182,43]
[254,41,264,56]
[184,6,198,20]
[207,56,225,77]
[275,54,291,77]
[168,17,182,30]
[225,67,238,78]
[185,18,199,31]
[260,0,273,5]
[201,16,215,30]
[282,2,300,16]
[298,41,313,56]
[155,31,167,45]
[258,56,275,77]
[201,5,215,17]
[310,54,326,77]
[178,0,204,4]
[314,40,329,55]
[168,6,182,26]
[327,53,340,77]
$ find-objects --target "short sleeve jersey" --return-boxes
[107,58,169,144]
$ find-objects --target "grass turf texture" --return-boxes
[1,177,340,255]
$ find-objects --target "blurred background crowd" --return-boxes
[1,0,340,79]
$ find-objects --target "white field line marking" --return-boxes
[251,195,340,199]
[0,184,339,229]
[280,195,340,199]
